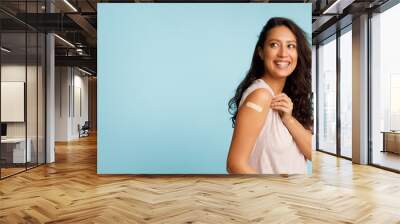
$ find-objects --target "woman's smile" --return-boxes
[273,59,291,69]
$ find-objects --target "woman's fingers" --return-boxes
[271,101,290,110]
[272,99,290,106]
[271,93,293,116]
[272,94,292,104]
[271,105,289,113]
[271,100,289,108]
[271,93,293,120]
[272,94,293,111]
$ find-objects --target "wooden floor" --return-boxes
[372,151,400,171]
[1,163,45,178]
[0,134,400,223]
[0,167,26,178]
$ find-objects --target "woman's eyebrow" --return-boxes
[267,39,297,43]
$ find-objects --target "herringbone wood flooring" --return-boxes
[0,134,399,223]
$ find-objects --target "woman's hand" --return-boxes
[271,93,312,161]
[270,93,293,122]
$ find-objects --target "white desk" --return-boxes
[1,138,32,163]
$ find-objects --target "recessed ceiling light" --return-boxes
[54,34,75,48]
[322,0,354,15]
[78,67,93,76]
[63,0,78,12]
[1,47,11,53]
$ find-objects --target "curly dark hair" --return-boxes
[228,17,313,130]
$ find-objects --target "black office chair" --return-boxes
[79,121,90,138]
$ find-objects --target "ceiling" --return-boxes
[0,0,395,75]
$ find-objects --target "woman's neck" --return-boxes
[261,75,286,95]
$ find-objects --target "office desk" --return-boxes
[1,138,32,163]
[381,131,400,154]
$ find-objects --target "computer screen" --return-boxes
[1,123,7,137]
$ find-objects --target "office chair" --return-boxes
[79,121,90,138]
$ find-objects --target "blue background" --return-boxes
[98,3,312,174]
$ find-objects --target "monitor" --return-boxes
[1,123,7,137]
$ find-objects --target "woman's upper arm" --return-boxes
[227,89,272,168]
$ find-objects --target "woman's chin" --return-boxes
[270,71,292,79]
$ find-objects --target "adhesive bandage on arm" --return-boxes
[245,102,263,112]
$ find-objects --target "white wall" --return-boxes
[55,66,69,141]
[55,67,89,141]
[72,72,89,138]
[1,65,26,136]
[1,64,46,164]
[1,65,41,138]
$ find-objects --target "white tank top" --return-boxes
[239,79,307,174]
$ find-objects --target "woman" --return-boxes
[226,17,313,174]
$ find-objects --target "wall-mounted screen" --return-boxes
[98,3,312,174]
[1,81,25,122]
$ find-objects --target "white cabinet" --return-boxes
[1,138,32,163]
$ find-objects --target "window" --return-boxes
[371,2,400,171]
[339,28,352,158]
[317,36,337,154]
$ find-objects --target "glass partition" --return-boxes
[27,30,38,169]
[317,36,337,155]
[1,31,28,177]
[38,32,45,165]
[339,27,352,158]
[0,1,46,179]
[371,3,400,171]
